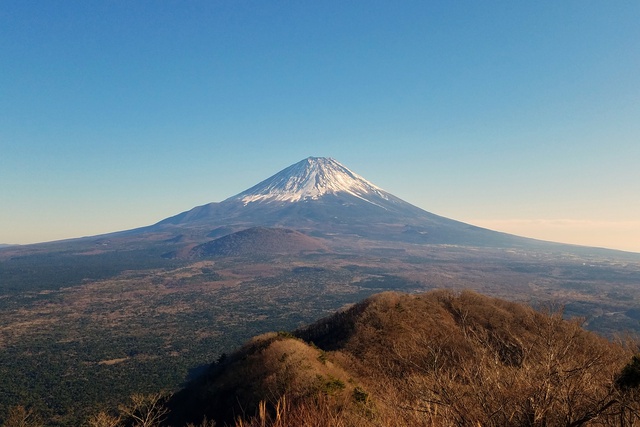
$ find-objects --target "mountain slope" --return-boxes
[152,157,548,248]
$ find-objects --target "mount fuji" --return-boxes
[150,157,542,249]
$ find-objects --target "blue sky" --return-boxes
[1,1,639,252]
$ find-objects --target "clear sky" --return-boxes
[1,1,639,252]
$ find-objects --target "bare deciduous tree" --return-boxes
[118,393,169,427]
[85,411,121,427]
[1,406,43,427]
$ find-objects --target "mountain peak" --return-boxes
[227,157,390,205]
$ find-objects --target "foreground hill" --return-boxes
[164,290,640,427]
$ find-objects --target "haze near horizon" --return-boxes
[1,2,639,252]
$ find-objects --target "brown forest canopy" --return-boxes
[164,290,640,427]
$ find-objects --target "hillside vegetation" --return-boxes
[169,291,640,426]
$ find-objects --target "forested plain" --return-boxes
[1,242,640,425]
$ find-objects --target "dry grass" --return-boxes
[97,358,129,366]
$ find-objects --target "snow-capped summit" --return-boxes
[227,157,391,206]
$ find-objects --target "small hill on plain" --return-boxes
[166,290,640,427]
[187,227,329,258]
